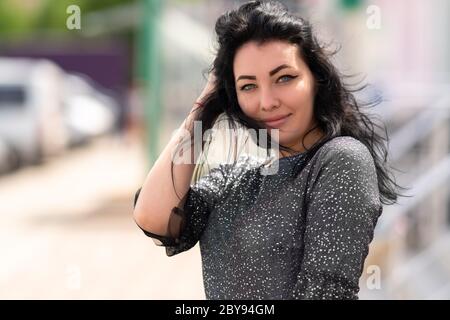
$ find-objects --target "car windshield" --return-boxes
[0,86,26,109]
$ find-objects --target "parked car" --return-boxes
[0,137,20,174]
[62,72,120,147]
[0,57,69,167]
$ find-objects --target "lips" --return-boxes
[263,114,291,128]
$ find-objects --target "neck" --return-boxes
[278,127,325,158]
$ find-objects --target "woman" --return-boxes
[133,0,400,300]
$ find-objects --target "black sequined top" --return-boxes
[134,136,382,300]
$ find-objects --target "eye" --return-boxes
[240,84,256,91]
[277,75,297,83]
[239,75,298,92]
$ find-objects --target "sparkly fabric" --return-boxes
[134,136,382,300]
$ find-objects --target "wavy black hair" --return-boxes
[181,0,401,205]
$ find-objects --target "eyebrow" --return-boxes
[236,64,293,82]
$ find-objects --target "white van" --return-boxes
[0,58,69,165]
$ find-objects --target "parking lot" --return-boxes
[0,135,205,299]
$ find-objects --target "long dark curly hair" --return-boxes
[181,0,401,205]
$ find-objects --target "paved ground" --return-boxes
[0,135,205,299]
[0,133,398,300]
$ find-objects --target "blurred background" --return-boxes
[0,0,449,300]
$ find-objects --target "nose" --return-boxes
[259,87,280,112]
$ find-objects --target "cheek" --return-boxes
[288,86,316,126]
[293,82,315,110]
[293,81,314,102]
[237,94,258,118]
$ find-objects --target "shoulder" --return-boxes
[305,136,381,208]
[314,136,375,168]
[306,136,378,186]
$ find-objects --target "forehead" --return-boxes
[233,40,301,72]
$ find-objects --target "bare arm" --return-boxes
[133,74,216,238]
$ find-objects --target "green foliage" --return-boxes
[0,0,136,36]
[340,0,364,11]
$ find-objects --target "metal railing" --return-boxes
[375,89,450,299]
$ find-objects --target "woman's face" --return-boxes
[233,40,321,153]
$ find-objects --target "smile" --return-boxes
[263,114,292,129]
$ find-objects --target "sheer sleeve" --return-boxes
[133,163,232,257]
[292,140,383,299]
